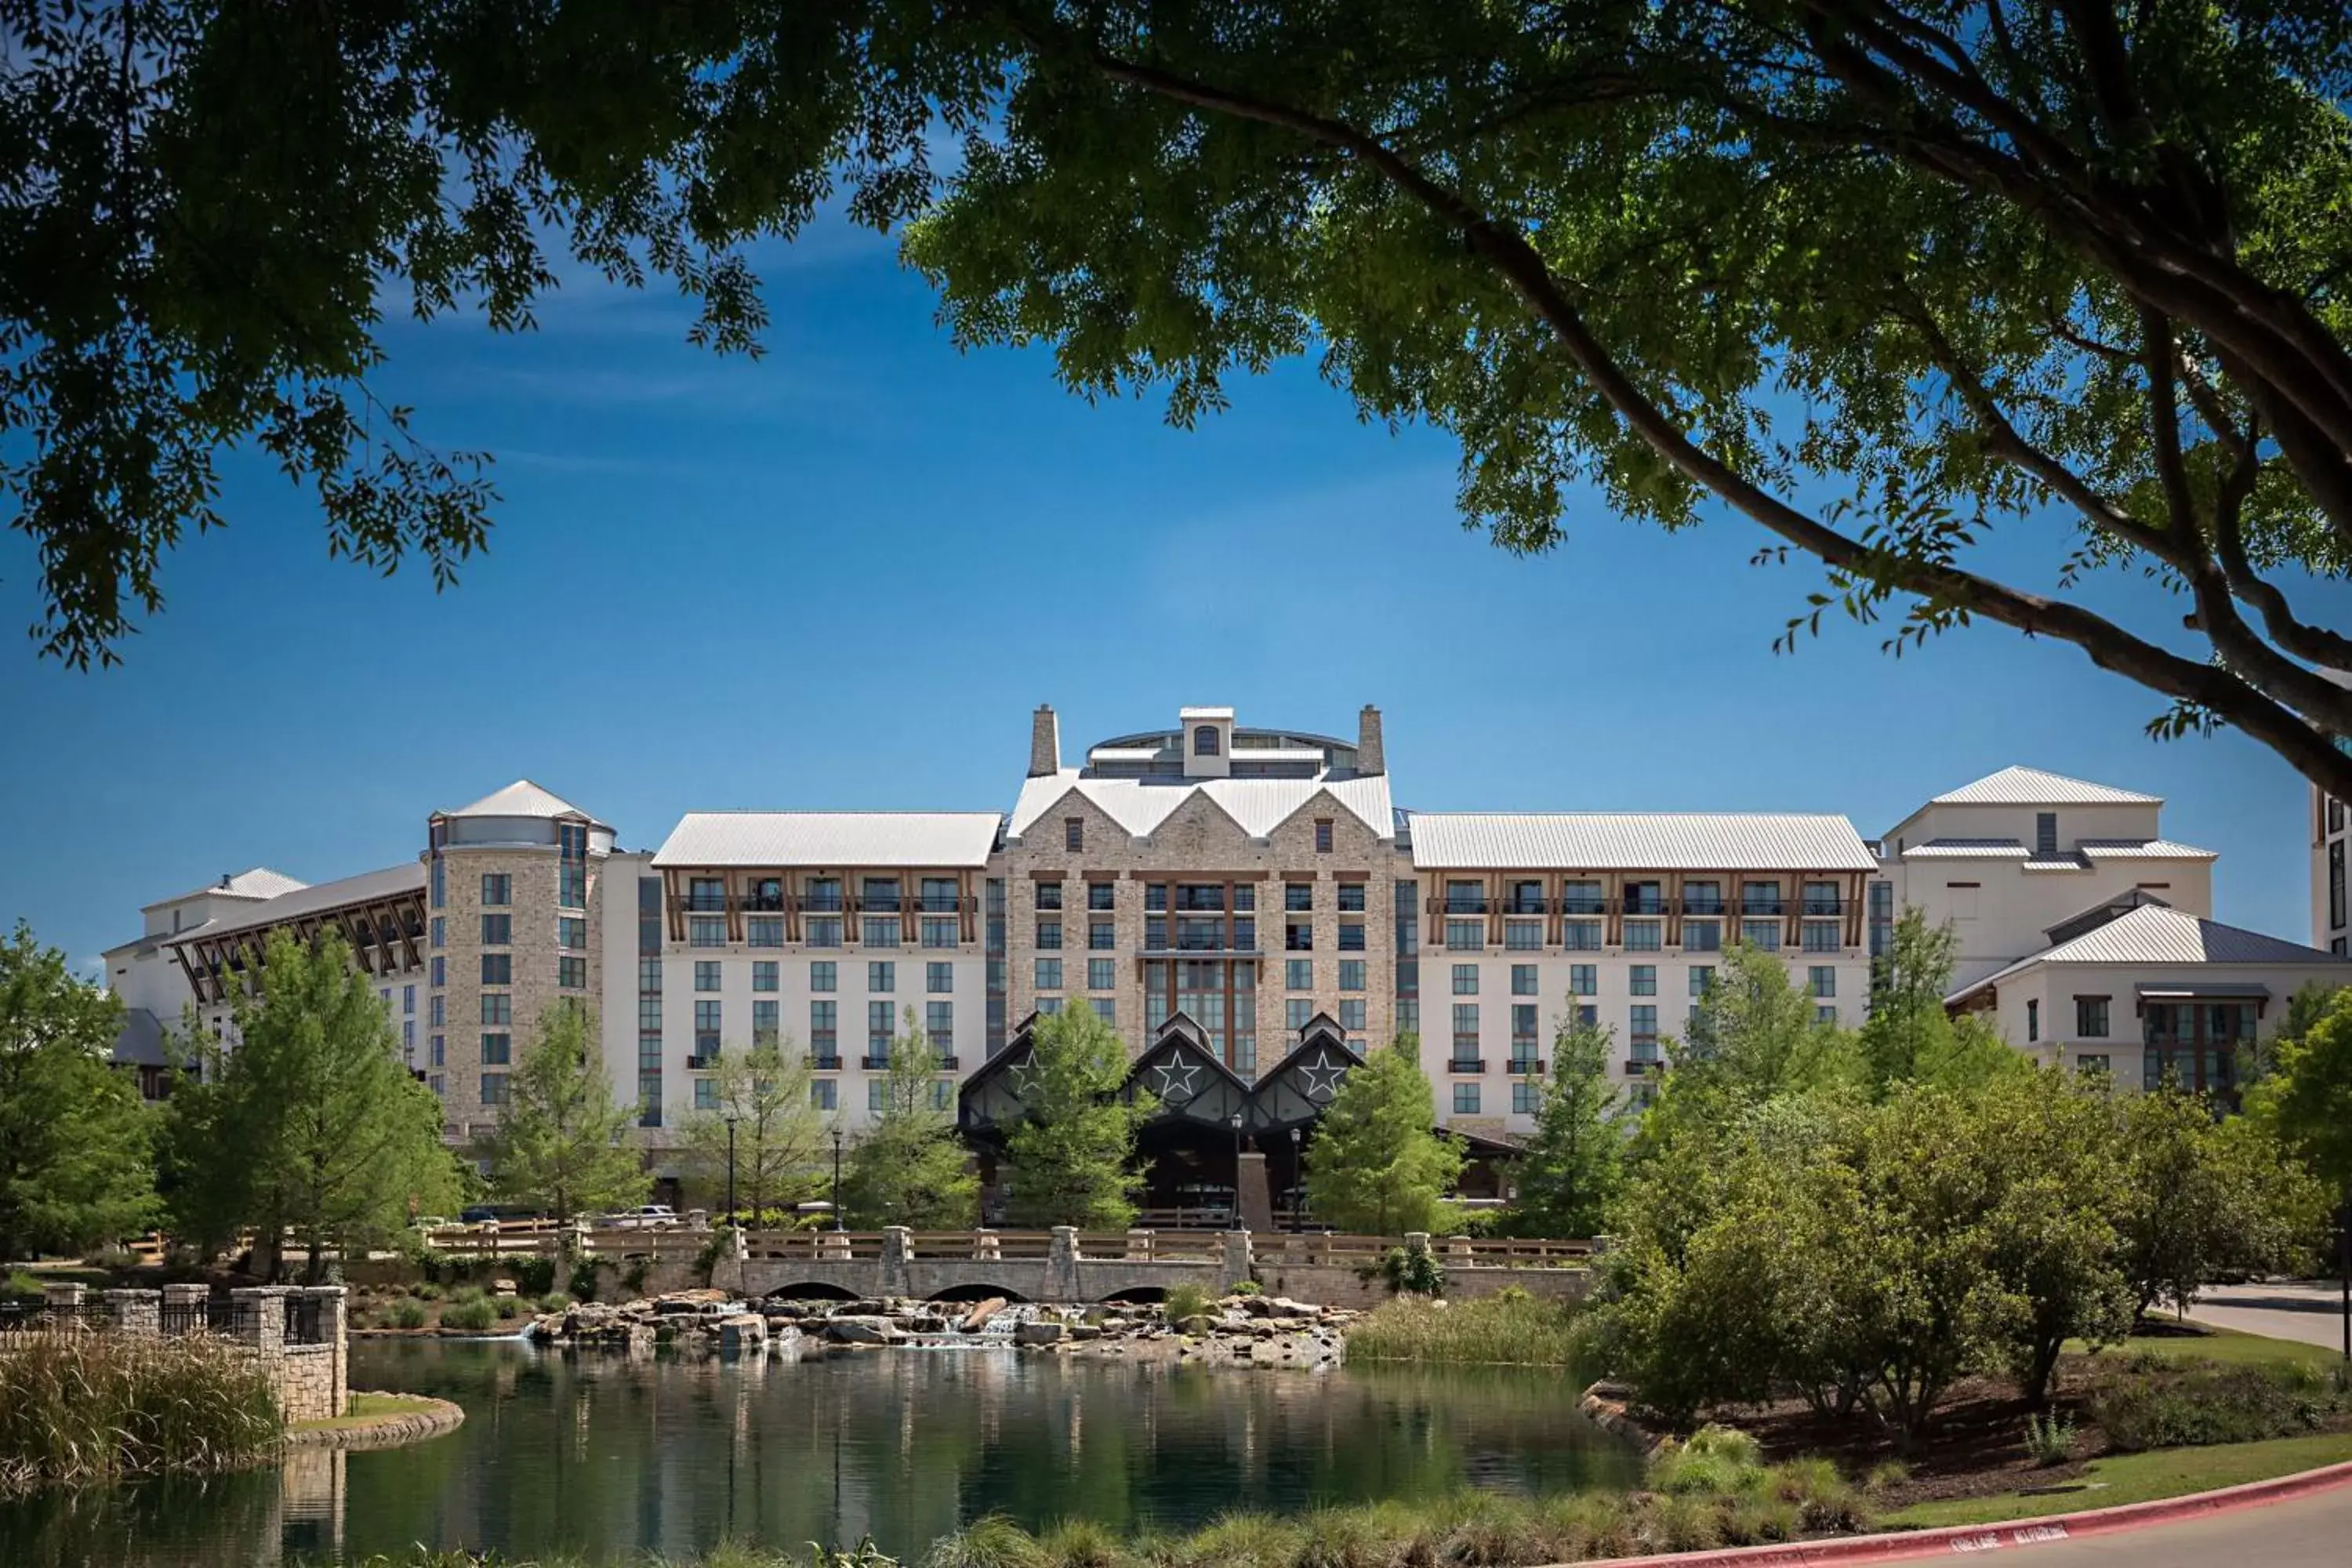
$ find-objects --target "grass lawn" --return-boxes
[289,1392,439,1433]
[2067,1323,2342,1370]
[1887,1432,2352,1527]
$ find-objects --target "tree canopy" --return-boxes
[1504,1013,1622,1240]
[0,923,155,1260]
[1001,1004,1147,1229]
[472,1004,648,1233]
[13,4,2352,793]
[677,1035,824,1223]
[841,1014,978,1230]
[1304,1037,1465,1236]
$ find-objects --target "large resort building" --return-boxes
[103,703,2349,1191]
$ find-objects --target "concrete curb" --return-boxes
[1591,1459,2352,1567]
[283,1393,465,1452]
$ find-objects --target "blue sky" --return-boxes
[0,220,2323,977]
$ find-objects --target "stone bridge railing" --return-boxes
[718,1227,1595,1305]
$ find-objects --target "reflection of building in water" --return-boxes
[277,1446,347,1563]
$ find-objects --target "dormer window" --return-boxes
[2035,812,2058,856]
[1193,725,1221,757]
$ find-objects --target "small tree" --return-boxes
[1677,942,1864,1104]
[165,931,455,1281]
[678,1036,823,1224]
[1505,1013,1621,1239]
[1304,1038,1465,1236]
[1861,909,2025,1094]
[474,1005,648,1236]
[842,1013,978,1229]
[1002,1005,1147,1229]
[2118,1087,2324,1321]
[0,923,157,1260]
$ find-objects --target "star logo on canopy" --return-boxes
[1007,1058,1040,1100]
[1149,1058,1203,1102]
[1297,1050,1348,1102]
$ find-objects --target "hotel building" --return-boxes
[101,704,2347,1160]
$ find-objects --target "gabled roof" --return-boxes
[437,779,605,826]
[652,811,1001,869]
[1008,771,1394,843]
[163,862,426,946]
[1930,766,2160,807]
[141,867,310,913]
[1950,905,2351,1004]
[1406,812,1877,872]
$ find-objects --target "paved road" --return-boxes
[2184,1279,2352,1352]
[1965,1483,2352,1566]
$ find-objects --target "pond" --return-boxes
[0,1338,1639,1567]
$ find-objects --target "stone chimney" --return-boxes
[1029,704,1061,777]
[1357,705,1385,775]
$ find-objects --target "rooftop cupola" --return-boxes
[1179,706,1235,779]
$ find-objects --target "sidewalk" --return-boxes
[2184,1280,2350,1352]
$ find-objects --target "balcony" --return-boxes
[1508,1055,1546,1076]
[934,1054,961,1071]
[1740,899,1786,917]
[1801,898,1844,916]
[1501,896,1548,916]
[685,1053,720,1071]
[1681,897,1726,916]
[858,895,903,914]
[677,895,728,914]
[742,891,786,913]
[861,1054,894,1071]
[1439,897,1489,916]
[1622,1059,1658,1076]
[1145,933,1260,954]
[914,895,967,914]
[800,893,846,913]
[1448,1054,1486,1074]
[808,1051,841,1070]
[1559,895,1606,915]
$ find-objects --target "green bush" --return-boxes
[1380,1243,1445,1297]
[536,1293,572,1314]
[446,1285,486,1307]
[0,1333,281,1493]
[2024,1412,2077,1465]
[568,1263,603,1303]
[1229,1279,1263,1298]
[408,1282,442,1301]
[1345,1292,1593,1367]
[1161,1283,1215,1326]
[390,1300,429,1330]
[440,1298,498,1333]
[509,1257,557,1298]
[493,1297,522,1320]
[2091,1358,2351,1451]
[622,1258,651,1295]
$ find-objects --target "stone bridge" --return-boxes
[713,1227,1595,1308]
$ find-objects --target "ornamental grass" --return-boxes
[0,1330,282,1494]
[1341,1288,1595,1369]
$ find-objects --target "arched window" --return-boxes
[1193,725,1221,757]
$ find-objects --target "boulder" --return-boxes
[957,1298,1009,1334]
[1068,1323,1103,1342]
[823,1318,898,1345]
[1177,1316,1215,1336]
[491,1278,519,1298]
[718,1315,768,1351]
[1013,1321,1065,1346]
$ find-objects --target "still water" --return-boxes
[0,1338,1638,1567]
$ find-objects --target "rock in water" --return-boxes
[958,1297,1008,1333]
[1013,1321,1065,1346]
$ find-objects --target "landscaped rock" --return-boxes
[958,1298,1008,1333]
[1069,1323,1103,1341]
[718,1315,768,1351]
[823,1318,898,1345]
[1014,1321,1065,1346]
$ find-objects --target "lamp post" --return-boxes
[1229,1112,1244,1230]
[831,1126,845,1232]
[1290,1126,1302,1233]
[724,1113,739,1227]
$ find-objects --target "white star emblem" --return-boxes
[1298,1050,1348,1102]
[1007,1058,1040,1100]
[1149,1059,1202,1102]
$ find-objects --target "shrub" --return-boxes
[568,1263,603,1303]
[493,1298,522,1320]
[1380,1243,1445,1297]
[409,1282,443,1301]
[0,1333,281,1493]
[537,1293,572,1314]
[1228,1280,1262,1298]
[440,1298,498,1333]
[5,1269,42,1298]
[1652,1425,1766,1497]
[1161,1283,1215,1327]
[926,1513,1047,1568]
[446,1285,486,1308]
[1863,1460,1911,1493]
[1345,1293,1591,1368]
[622,1258,651,1295]
[390,1300,429,1330]
[2024,1412,2077,1466]
[2091,1358,2350,1451]
[511,1257,557,1298]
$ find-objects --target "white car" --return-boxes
[601,1206,679,1230]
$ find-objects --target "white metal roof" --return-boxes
[2080,838,2217,860]
[140,866,310,913]
[654,812,1002,869]
[1009,771,1395,843]
[438,779,606,826]
[1179,706,1236,720]
[165,862,426,946]
[1902,839,2030,858]
[1406,812,1877,872]
[1951,905,2351,1002]
[1930,766,2161,807]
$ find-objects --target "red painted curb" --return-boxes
[1589,1457,2352,1567]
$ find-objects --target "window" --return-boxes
[430,858,445,910]
[920,918,956,949]
[2075,1054,2111,1078]
[480,1073,508,1106]
[1340,998,1367,1032]
[430,1034,445,1067]
[2333,840,2346,931]
[811,961,837,993]
[2027,998,2040,1043]
[1065,817,1084,851]
[1036,883,1064,911]
[1511,1004,1537,1053]
[1444,880,1485,914]
[1314,818,1334,854]
[1088,883,1116,911]
[480,993,511,1025]
[1398,999,1420,1036]
[476,951,508,985]
[1285,883,1314,913]
[695,960,720,993]
[1577,1004,1599,1029]
[1809,966,1836,999]
[481,874,510,907]
[1504,920,1544,950]
[2333,796,2347,834]
[1570,964,1597,996]
[559,863,586,910]
[867,1080,890,1113]
[1512,1081,1538,1116]
[1451,1003,1479,1054]
[690,916,725,948]
[1446,919,1484,951]
[1688,964,1715,996]
[694,1000,721,1049]
[1508,964,1536,996]
[862,877,902,913]
[695,1079,721,1112]
[559,916,587,951]
[1145,884,1168,912]
[2035,811,2059,856]
[1452,964,1480,995]
[1801,921,1841,953]
[869,1001,894,1058]
[481,913,511,946]
[753,1000,779,1044]
[1630,1005,1658,1046]
[810,1001,837,1055]
[1336,882,1366,913]
[1287,959,1312,990]
[753,961,779,993]
[430,916,445,949]
[927,1000,954,1050]
[1338,923,1366,952]
[1035,957,1062,991]
[927,962,953,994]
[1685,920,1722,953]
[1740,880,1781,914]
[2075,996,2110,1038]
[811,1080,837,1111]
[1453,1083,1481,1115]
[1630,965,1657,996]
[861,917,900,949]
[1563,880,1605,915]
[1340,960,1367,992]
[1194,724,1221,757]
[401,984,416,1014]
[1624,920,1663,952]
[1815,1006,1838,1025]
[1287,998,1314,1031]
[1563,920,1602,951]
[480,1033,511,1065]
[1088,957,1116,990]
[558,956,587,989]
[430,994,444,1026]
[1287,919,1315,952]
[868,961,895,993]
[1036,919,1062,950]
[1740,919,1782,952]
[804,877,844,912]
[1088,920,1114,950]
[748,917,784,947]
[807,917,844,949]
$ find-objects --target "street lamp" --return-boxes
[831,1126,845,1232]
[724,1113,739,1227]
[1229,1112,1244,1230]
[1289,1126,1302,1233]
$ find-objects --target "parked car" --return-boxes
[600,1205,680,1230]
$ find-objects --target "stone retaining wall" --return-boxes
[42,1281,347,1425]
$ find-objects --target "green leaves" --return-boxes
[1002,1004,1148,1229]
[1505,1014,1623,1240]
[474,1004,648,1231]
[842,1015,978,1229]
[1302,1037,1464,1236]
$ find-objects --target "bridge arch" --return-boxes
[1097,1285,1169,1304]
[761,1282,860,1301]
[924,1283,1033,1304]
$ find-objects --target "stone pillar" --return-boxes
[42,1281,86,1314]
[1221,1229,1254,1290]
[1235,1151,1274,1233]
[1125,1229,1154,1261]
[303,1287,349,1417]
[231,1287,291,1353]
[880,1227,912,1298]
[162,1282,209,1334]
[102,1288,161,1336]
[975,1229,1001,1261]
[1047,1226,1080,1300]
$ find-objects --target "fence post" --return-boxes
[880,1227,912,1298]
[230,1287,290,1355]
[303,1287,349,1417]
[1221,1229,1253,1290]
[1048,1226,1080,1299]
[1127,1229,1153,1262]
[102,1288,161,1336]
[975,1229,1000,1261]
[161,1281,209,1333]
[41,1281,86,1317]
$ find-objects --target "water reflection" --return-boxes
[0,1339,1639,1567]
